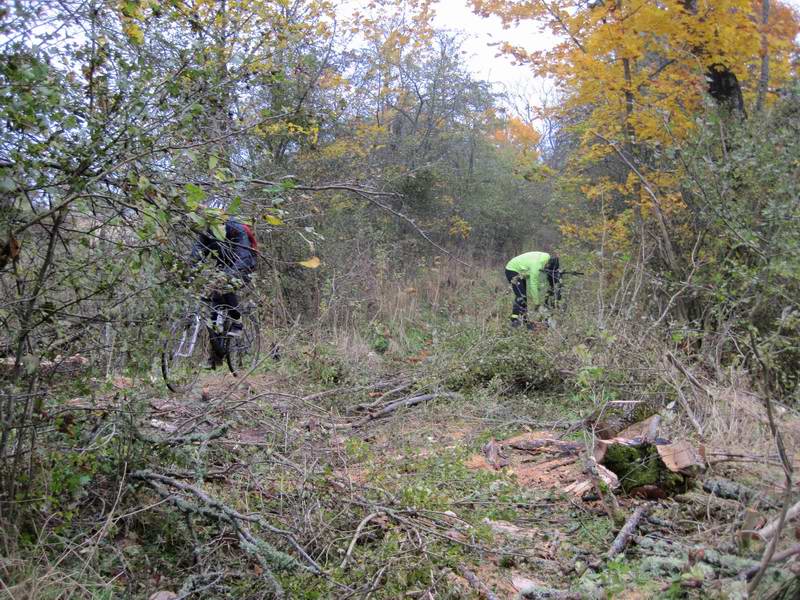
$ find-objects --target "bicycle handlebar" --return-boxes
[540,269,585,276]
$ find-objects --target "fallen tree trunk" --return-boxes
[508,438,583,455]
[631,535,791,579]
[704,478,778,508]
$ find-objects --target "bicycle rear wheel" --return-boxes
[226,307,261,375]
[162,315,208,393]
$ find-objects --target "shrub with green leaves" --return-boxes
[435,325,562,394]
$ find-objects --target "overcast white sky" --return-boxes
[428,0,800,98]
[431,0,555,95]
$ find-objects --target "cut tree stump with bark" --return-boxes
[597,440,693,495]
[593,416,704,496]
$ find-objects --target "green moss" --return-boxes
[602,443,690,494]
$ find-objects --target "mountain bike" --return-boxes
[161,294,261,393]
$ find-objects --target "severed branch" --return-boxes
[347,382,415,414]
[608,505,649,558]
[457,565,500,600]
[137,422,231,446]
[756,500,800,541]
[302,378,409,404]
[340,511,385,570]
[353,392,461,428]
[741,543,800,581]
[131,469,324,599]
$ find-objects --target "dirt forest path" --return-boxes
[126,364,800,599]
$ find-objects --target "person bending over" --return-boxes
[504,251,560,328]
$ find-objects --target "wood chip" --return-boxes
[657,440,705,474]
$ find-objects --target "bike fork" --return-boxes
[175,315,202,358]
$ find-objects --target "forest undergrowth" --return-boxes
[3,261,800,600]
[3,1,800,597]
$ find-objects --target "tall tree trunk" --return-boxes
[756,0,771,113]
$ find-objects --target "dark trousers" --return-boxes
[205,291,240,363]
[505,269,527,319]
[210,291,240,323]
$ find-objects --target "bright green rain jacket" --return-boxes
[506,251,551,307]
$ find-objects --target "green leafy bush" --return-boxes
[434,325,562,394]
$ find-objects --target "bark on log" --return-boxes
[609,505,648,558]
[508,438,583,455]
[704,478,778,508]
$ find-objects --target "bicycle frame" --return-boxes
[173,313,203,358]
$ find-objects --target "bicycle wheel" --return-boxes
[162,314,208,393]
[226,306,261,375]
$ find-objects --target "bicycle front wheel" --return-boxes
[226,308,261,375]
[162,315,208,393]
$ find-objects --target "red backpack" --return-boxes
[242,223,259,255]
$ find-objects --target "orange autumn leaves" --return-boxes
[472,0,799,248]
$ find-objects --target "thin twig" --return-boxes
[747,332,795,596]
[340,511,384,569]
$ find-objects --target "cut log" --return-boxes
[507,436,583,455]
[608,505,649,558]
[614,414,661,441]
[656,440,704,475]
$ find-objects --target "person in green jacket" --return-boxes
[505,251,560,327]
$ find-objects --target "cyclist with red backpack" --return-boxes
[190,211,258,366]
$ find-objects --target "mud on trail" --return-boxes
[125,367,800,600]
